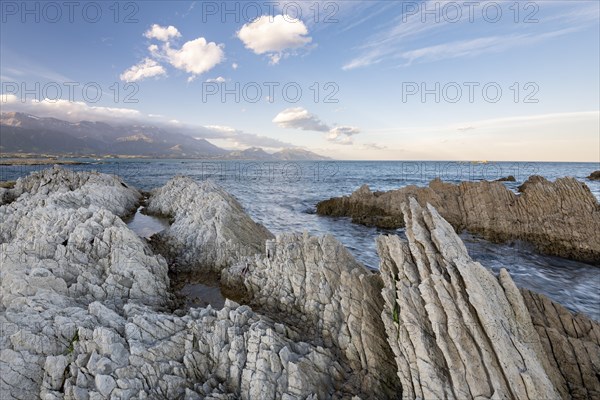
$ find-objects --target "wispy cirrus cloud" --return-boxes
[343,1,598,70]
[398,28,578,66]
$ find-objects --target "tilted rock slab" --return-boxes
[521,288,600,399]
[317,176,600,263]
[222,232,401,398]
[377,197,600,399]
[146,176,274,273]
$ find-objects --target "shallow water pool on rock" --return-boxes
[178,283,226,310]
[124,206,170,239]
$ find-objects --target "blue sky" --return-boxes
[1,0,599,161]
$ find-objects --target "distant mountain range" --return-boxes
[0,112,330,161]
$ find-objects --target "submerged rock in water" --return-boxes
[495,175,516,182]
[588,170,600,181]
[317,176,600,263]
[377,198,600,399]
[146,176,274,273]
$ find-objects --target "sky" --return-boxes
[1,0,599,161]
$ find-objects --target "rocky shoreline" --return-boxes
[1,167,599,399]
[317,176,600,264]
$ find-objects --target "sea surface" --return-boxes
[2,160,599,320]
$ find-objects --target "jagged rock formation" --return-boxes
[0,169,395,399]
[3,168,599,399]
[0,166,140,211]
[317,176,600,263]
[146,176,274,273]
[522,289,600,399]
[377,198,600,399]
[0,168,171,399]
[589,171,600,181]
[222,232,401,397]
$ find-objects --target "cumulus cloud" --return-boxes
[119,58,166,83]
[144,24,181,41]
[237,15,312,64]
[121,25,224,82]
[273,107,329,131]
[273,107,360,144]
[163,38,224,75]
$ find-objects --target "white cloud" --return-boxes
[120,58,166,83]
[342,2,597,70]
[328,126,360,137]
[205,125,236,133]
[1,97,142,122]
[163,38,225,76]
[327,126,360,145]
[399,29,577,66]
[1,98,302,150]
[273,107,329,131]
[205,76,227,83]
[144,24,181,41]
[122,26,225,82]
[232,63,239,70]
[273,107,360,145]
[237,15,312,63]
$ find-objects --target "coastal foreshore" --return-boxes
[1,166,598,399]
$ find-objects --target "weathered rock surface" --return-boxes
[3,168,599,400]
[377,198,600,399]
[1,169,394,399]
[0,166,140,213]
[522,288,600,399]
[589,171,600,181]
[318,176,600,263]
[222,232,401,397]
[146,176,274,273]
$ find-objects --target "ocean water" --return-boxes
[2,160,599,319]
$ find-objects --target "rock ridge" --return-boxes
[317,176,600,263]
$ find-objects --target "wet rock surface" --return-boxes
[589,171,600,181]
[317,176,600,263]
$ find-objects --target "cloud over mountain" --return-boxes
[273,107,360,145]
